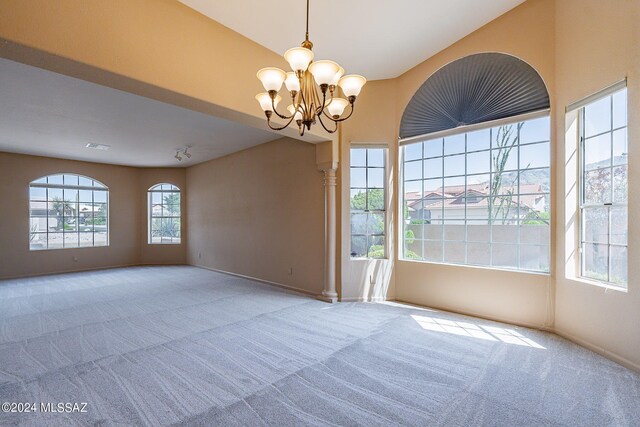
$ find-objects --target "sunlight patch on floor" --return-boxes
[411,314,546,349]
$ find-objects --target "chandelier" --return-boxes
[255,0,366,136]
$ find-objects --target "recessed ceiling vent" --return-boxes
[85,143,111,150]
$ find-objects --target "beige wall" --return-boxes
[342,0,556,327]
[0,0,638,372]
[0,0,327,144]
[340,79,399,301]
[186,137,325,294]
[553,0,640,370]
[0,152,186,279]
[343,0,640,369]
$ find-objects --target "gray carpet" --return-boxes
[0,266,639,426]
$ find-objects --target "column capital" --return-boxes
[316,160,338,173]
[322,168,337,187]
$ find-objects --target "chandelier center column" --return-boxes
[317,163,338,303]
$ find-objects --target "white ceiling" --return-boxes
[0,58,280,167]
[179,0,526,80]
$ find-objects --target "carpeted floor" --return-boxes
[0,266,639,426]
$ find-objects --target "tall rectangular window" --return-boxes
[402,115,550,272]
[350,147,386,258]
[148,183,181,244]
[579,87,627,286]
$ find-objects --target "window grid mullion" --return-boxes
[402,116,550,273]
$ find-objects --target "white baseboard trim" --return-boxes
[554,328,640,374]
[192,264,318,297]
[0,263,142,281]
[340,296,388,302]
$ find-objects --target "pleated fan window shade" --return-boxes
[399,53,550,140]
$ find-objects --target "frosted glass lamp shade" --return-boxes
[284,47,314,72]
[326,98,349,117]
[256,92,281,112]
[287,104,303,121]
[284,72,300,92]
[257,67,286,92]
[309,60,340,86]
[339,75,367,97]
[330,66,344,87]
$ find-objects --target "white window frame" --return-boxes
[29,173,109,250]
[349,145,388,259]
[576,84,628,287]
[148,183,181,245]
[399,111,551,273]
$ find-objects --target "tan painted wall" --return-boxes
[553,0,640,370]
[344,0,640,369]
[139,168,187,266]
[0,0,327,144]
[0,152,186,279]
[186,137,325,294]
[340,79,399,301]
[0,152,139,278]
[342,0,556,327]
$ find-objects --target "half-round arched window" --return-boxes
[29,173,109,250]
[400,52,550,140]
[148,183,181,244]
[400,53,551,273]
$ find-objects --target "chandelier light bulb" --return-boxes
[326,98,349,118]
[308,60,341,86]
[255,92,281,112]
[256,67,286,92]
[330,66,344,87]
[284,47,314,72]
[338,75,367,98]
[284,72,301,92]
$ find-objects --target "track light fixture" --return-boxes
[174,147,191,161]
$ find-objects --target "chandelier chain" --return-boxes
[305,0,310,42]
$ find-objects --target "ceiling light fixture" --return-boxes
[255,0,366,136]
[174,147,191,161]
[85,143,110,150]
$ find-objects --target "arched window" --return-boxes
[29,174,109,250]
[148,184,181,244]
[400,53,551,273]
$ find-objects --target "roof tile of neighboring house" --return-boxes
[407,183,545,211]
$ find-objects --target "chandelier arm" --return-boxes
[271,96,293,120]
[267,114,296,131]
[297,84,309,116]
[317,113,338,134]
[314,87,328,116]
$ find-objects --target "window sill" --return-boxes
[565,275,628,293]
[398,258,551,277]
